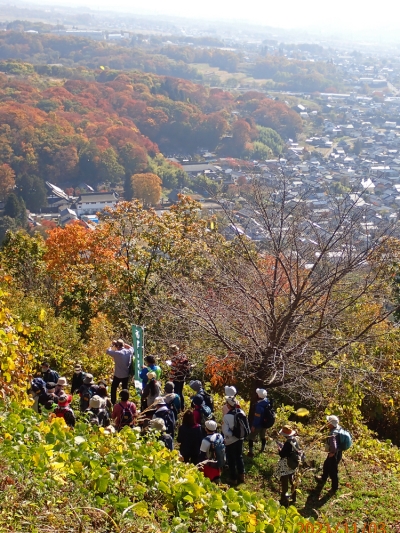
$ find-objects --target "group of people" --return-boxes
[29,343,349,508]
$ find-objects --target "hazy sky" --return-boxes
[42,0,400,33]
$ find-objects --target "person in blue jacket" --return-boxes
[248,388,272,457]
[139,355,162,388]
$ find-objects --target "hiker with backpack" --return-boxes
[315,415,351,493]
[40,361,59,384]
[85,395,111,428]
[112,389,137,431]
[163,382,181,419]
[177,409,203,464]
[222,396,249,486]
[106,339,134,405]
[71,364,86,394]
[31,377,55,412]
[149,418,174,451]
[276,425,302,507]
[192,394,213,430]
[78,374,99,412]
[189,380,214,413]
[248,388,275,457]
[97,382,112,414]
[199,420,225,483]
[222,386,238,415]
[54,393,76,428]
[142,372,162,407]
[140,355,162,388]
[45,382,59,404]
[152,397,176,438]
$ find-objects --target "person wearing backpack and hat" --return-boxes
[31,378,55,413]
[45,382,59,405]
[163,382,181,417]
[150,417,174,451]
[315,415,343,493]
[248,388,274,458]
[199,420,225,483]
[54,393,75,428]
[106,339,134,405]
[85,395,110,428]
[78,374,99,412]
[189,380,214,413]
[71,364,86,394]
[152,397,176,438]
[222,396,247,486]
[276,425,301,507]
[112,389,137,431]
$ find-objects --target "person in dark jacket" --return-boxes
[177,409,203,464]
[31,378,55,412]
[40,362,59,384]
[276,425,300,507]
[85,395,110,427]
[71,364,86,394]
[248,388,272,457]
[150,418,174,451]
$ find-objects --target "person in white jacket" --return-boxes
[222,396,246,486]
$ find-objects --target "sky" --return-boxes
[35,0,400,34]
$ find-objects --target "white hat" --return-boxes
[256,388,267,399]
[57,377,68,387]
[150,418,166,432]
[279,425,296,437]
[326,415,339,427]
[152,397,166,406]
[224,386,237,397]
[225,396,236,407]
[205,420,218,432]
[89,395,102,409]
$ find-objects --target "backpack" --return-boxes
[286,439,303,470]
[201,391,214,412]
[232,409,250,440]
[200,404,213,427]
[336,428,352,451]
[80,385,96,411]
[118,402,133,430]
[166,398,178,422]
[206,433,225,469]
[261,400,276,429]
[54,406,75,428]
[156,408,175,437]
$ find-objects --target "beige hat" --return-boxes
[89,395,102,409]
[57,377,68,387]
[279,425,296,437]
[205,420,218,432]
[150,418,166,432]
[147,372,157,380]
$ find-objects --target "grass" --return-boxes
[221,436,400,528]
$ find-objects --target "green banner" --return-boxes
[132,325,144,382]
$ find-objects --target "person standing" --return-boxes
[40,362,59,384]
[177,409,203,464]
[315,415,343,493]
[248,388,273,457]
[106,339,134,405]
[112,389,137,431]
[142,372,161,407]
[71,364,86,394]
[139,355,162,388]
[168,345,191,411]
[199,420,225,483]
[222,396,247,486]
[276,425,301,507]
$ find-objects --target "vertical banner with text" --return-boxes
[131,325,144,382]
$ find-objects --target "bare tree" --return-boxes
[158,175,400,398]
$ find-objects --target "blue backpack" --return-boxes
[206,433,225,469]
[336,428,352,451]
[200,404,213,427]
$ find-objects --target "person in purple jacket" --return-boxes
[106,339,134,404]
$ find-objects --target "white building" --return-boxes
[74,192,119,216]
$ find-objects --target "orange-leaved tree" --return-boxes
[44,221,121,335]
[130,173,162,207]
